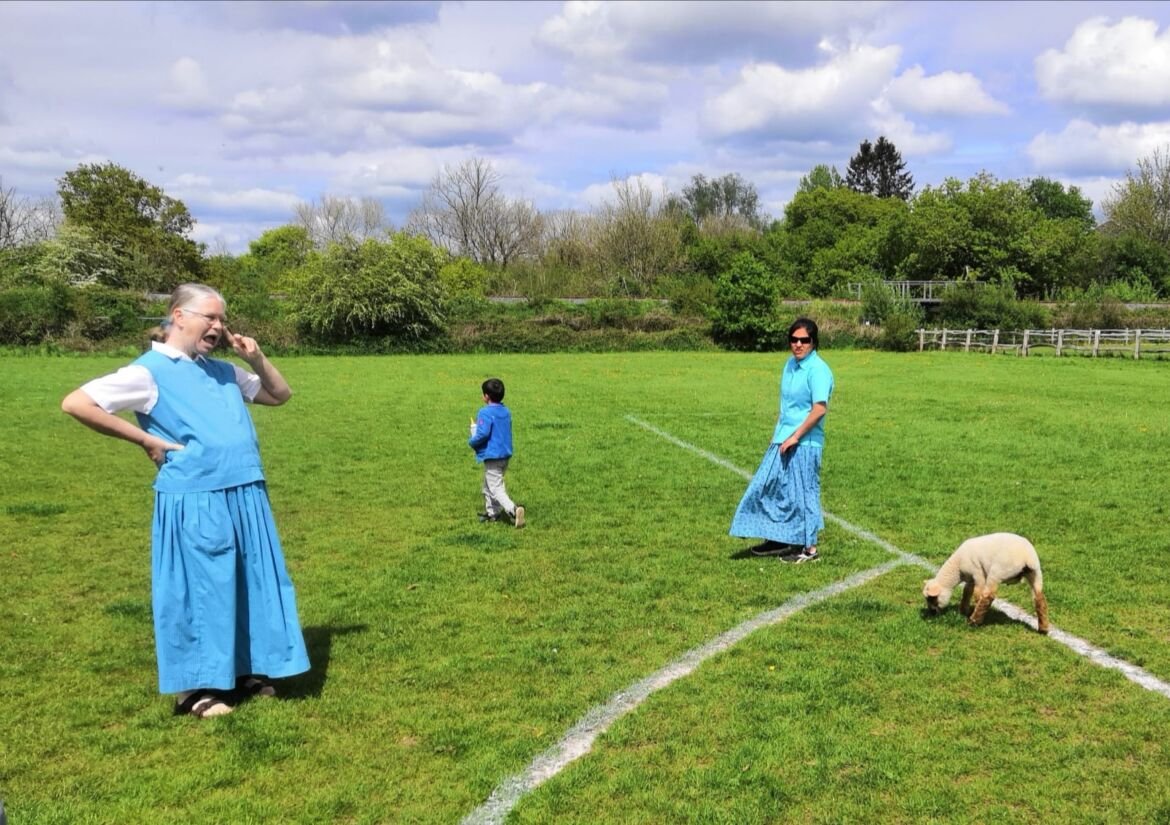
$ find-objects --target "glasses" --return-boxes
[789,336,812,345]
[181,308,227,325]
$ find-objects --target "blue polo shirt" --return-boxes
[772,349,834,447]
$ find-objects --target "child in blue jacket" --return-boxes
[468,377,525,527]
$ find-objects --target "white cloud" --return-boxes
[1027,118,1170,174]
[1036,16,1170,110]
[538,0,887,65]
[703,44,901,141]
[886,65,1009,116]
[160,57,215,112]
[867,102,952,155]
[579,172,672,209]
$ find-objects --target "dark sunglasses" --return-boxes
[789,336,812,344]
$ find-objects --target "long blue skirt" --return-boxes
[151,481,310,694]
[730,443,823,548]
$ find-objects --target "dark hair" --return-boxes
[788,317,819,348]
[482,377,505,403]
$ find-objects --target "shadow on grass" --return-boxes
[728,541,799,560]
[918,607,1016,629]
[280,623,368,700]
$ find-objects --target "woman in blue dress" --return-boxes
[730,317,834,563]
[62,283,310,718]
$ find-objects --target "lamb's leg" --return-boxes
[968,582,999,626]
[959,581,975,616]
[1033,589,1049,634]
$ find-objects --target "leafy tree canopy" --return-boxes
[57,162,202,289]
[797,164,845,194]
[1025,177,1094,228]
[673,173,764,228]
[1102,146,1170,249]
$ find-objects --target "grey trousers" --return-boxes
[482,458,516,517]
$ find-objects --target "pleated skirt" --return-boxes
[730,443,823,548]
[151,481,310,694]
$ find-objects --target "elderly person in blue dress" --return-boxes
[62,283,310,718]
[731,317,834,564]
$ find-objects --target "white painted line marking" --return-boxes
[626,414,1170,699]
[462,416,1170,823]
[461,559,907,825]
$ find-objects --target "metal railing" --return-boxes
[917,328,1170,359]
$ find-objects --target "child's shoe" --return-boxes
[478,512,500,523]
[512,505,525,528]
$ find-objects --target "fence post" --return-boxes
[918,329,925,352]
[1135,329,1142,360]
[1056,329,1064,357]
[963,329,971,352]
[1092,329,1100,357]
[991,329,999,354]
[1022,329,1030,357]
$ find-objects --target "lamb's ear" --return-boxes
[924,582,942,597]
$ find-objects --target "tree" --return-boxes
[1025,177,1094,229]
[57,162,202,288]
[0,177,60,250]
[672,173,765,228]
[846,136,914,200]
[898,173,1096,297]
[592,177,683,296]
[797,164,845,194]
[294,195,391,248]
[781,186,909,295]
[1101,147,1170,249]
[407,158,542,269]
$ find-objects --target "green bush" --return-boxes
[935,282,1049,329]
[879,306,923,351]
[858,280,898,324]
[0,244,51,288]
[286,234,447,342]
[662,274,716,318]
[440,258,489,299]
[711,252,784,350]
[0,284,72,344]
[67,285,146,340]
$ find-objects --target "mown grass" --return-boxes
[2,350,1169,823]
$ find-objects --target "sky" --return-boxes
[3,0,1170,253]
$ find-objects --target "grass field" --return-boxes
[3,349,1170,824]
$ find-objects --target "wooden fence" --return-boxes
[917,328,1170,359]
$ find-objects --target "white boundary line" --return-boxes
[461,416,1170,824]
[462,558,907,825]
[624,415,1170,698]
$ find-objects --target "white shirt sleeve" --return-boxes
[233,365,262,402]
[80,365,158,414]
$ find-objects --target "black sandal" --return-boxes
[237,675,276,698]
[174,690,233,718]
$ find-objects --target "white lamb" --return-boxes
[922,532,1049,633]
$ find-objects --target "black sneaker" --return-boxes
[750,541,798,557]
[784,549,820,564]
[478,512,500,523]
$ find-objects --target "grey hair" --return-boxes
[169,283,226,315]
